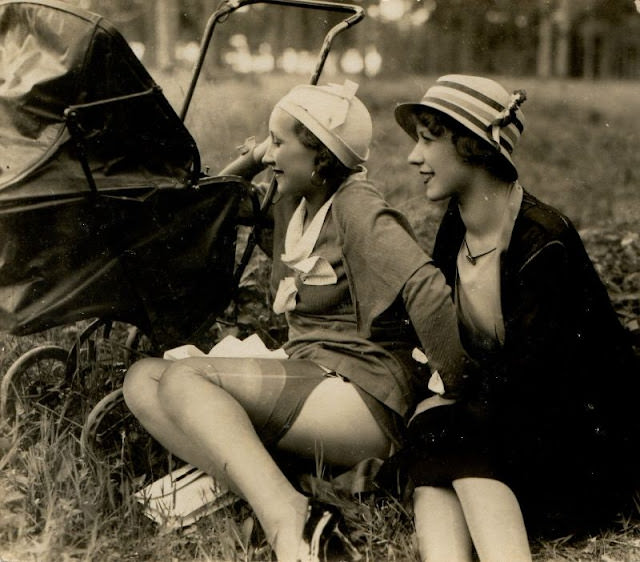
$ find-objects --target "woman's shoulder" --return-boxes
[513,189,578,249]
[518,190,574,235]
[509,188,590,272]
[332,170,392,222]
[334,170,384,203]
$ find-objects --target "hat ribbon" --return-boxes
[489,89,527,151]
[323,79,359,129]
[284,80,359,131]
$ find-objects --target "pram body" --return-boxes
[0,0,251,349]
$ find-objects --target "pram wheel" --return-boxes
[0,344,70,424]
[81,386,169,486]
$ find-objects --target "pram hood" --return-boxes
[0,0,198,200]
[0,0,251,346]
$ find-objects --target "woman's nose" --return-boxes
[407,142,423,165]
[262,141,275,166]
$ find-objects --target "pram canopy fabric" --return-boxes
[0,0,198,199]
[0,0,252,346]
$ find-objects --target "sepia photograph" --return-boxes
[1,0,639,560]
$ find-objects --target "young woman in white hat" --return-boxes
[394,75,639,561]
[123,80,474,561]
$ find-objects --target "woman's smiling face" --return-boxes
[263,108,317,199]
[407,121,473,202]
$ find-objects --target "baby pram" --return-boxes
[0,0,363,476]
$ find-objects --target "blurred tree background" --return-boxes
[75,0,640,79]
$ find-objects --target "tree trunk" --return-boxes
[536,13,553,77]
[154,0,179,70]
[553,0,571,77]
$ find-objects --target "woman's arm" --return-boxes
[333,182,476,397]
[219,137,274,255]
[401,263,474,399]
[218,137,270,179]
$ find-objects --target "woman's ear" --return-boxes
[310,167,326,187]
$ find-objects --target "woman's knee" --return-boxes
[122,357,167,414]
[155,358,221,409]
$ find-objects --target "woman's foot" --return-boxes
[270,494,309,561]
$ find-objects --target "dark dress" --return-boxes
[400,190,640,537]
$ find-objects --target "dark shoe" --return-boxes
[297,499,362,562]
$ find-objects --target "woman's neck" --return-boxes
[302,188,333,230]
[457,176,512,241]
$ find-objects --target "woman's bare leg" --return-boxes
[453,477,531,562]
[413,485,473,562]
[123,357,390,560]
[123,358,225,476]
[156,359,307,560]
[277,375,390,465]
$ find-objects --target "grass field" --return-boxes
[1,72,639,561]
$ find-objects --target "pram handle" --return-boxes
[178,0,365,122]
[222,0,364,287]
[183,0,364,289]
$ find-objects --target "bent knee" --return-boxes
[122,358,168,414]
[156,358,220,405]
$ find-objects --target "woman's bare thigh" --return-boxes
[277,377,391,466]
[126,356,390,467]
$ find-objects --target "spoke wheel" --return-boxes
[0,345,70,424]
[80,387,170,488]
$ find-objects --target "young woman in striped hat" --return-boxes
[394,75,639,561]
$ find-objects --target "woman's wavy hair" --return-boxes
[292,120,352,192]
[415,110,518,182]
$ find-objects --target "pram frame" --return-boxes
[65,86,202,192]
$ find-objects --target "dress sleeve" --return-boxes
[333,182,475,395]
[402,264,474,398]
[218,140,275,256]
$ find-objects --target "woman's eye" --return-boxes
[269,135,281,147]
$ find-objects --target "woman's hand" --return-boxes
[252,137,270,166]
[219,136,268,178]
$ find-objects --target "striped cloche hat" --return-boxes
[395,74,526,177]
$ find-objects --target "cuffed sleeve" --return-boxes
[402,262,475,398]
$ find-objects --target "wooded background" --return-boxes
[77,0,640,79]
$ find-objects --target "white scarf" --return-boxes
[272,195,337,314]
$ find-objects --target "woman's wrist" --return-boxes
[251,137,270,166]
[219,136,267,178]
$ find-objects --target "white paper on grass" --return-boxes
[134,464,238,530]
[163,334,288,360]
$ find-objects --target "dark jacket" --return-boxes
[432,190,639,533]
[435,190,637,406]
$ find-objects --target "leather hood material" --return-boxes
[0,1,248,346]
